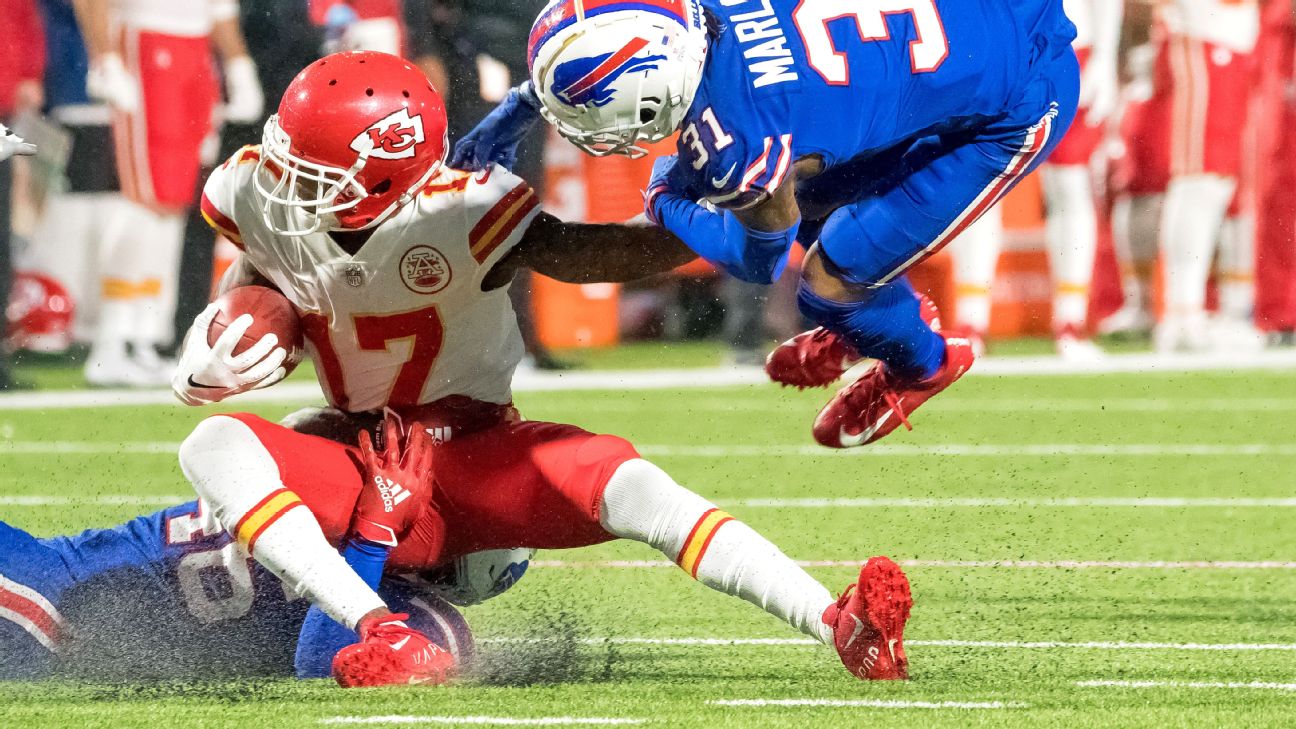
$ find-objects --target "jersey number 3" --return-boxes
[793,0,948,83]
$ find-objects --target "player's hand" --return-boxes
[86,53,140,113]
[172,303,289,406]
[0,124,36,161]
[1078,57,1119,126]
[351,415,435,547]
[448,82,542,171]
[222,56,265,124]
[644,155,684,226]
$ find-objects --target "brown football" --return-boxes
[208,285,305,374]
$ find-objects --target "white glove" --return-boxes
[86,53,141,113]
[0,124,36,161]
[222,55,265,124]
[172,303,289,406]
[1078,57,1120,126]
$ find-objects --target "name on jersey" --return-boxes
[718,0,798,89]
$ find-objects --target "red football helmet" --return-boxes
[255,51,448,235]
[6,272,74,353]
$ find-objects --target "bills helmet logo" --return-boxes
[350,108,426,160]
[552,37,666,107]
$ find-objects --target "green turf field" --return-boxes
[2,367,1295,727]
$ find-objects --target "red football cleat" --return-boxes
[764,327,864,389]
[765,294,942,389]
[812,332,974,448]
[332,613,456,687]
[822,556,912,681]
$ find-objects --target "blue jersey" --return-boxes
[0,503,468,680]
[37,0,91,110]
[674,0,1077,210]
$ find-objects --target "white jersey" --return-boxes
[1159,0,1259,54]
[113,0,237,37]
[201,148,540,413]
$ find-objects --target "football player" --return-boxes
[0,495,477,681]
[452,0,1081,447]
[173,51,913,688]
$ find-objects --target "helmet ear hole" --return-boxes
[639,108,657,125]
[369,179,392,195]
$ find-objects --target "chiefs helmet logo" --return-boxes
[350,108,426,161]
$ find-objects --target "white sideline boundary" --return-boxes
[4,349,1296,410]
[320,717,646,726]
[709,698,1025,710]
[1076,680,1296,692]
[528,559,1296,570]
[481,637,1296,652]
[8,440,1296,459]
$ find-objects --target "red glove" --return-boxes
[351,416,434,547]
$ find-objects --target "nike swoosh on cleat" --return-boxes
[844,614,868,649]
[839,398,903,447]
[887,638,899,661]
[390,636,411,651]
[711,162,738,188]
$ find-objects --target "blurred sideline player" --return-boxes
[455,0,1081,448]
[1107,0,1260,351]
[20,0,122,352]
[73,0,263,386]
[173,51,913,686]
[949,0,1122,360]
[0,493,487,681]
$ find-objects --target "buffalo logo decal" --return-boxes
[351,108,426,160]
[552,37,666,107]
[399,245,452,295]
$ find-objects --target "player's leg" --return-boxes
[1156,37,1250,352]
[1102,192,1161,336]
[793,51,1080,447]
[0,520,76,678]
[430,421,910,680]
[177,414,386,629]
[947,207,1002,351]
[1040,163,1102,359]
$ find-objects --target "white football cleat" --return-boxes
[1098,305,1154,338]
[1054,332,1104,362]
[1208,317,1267,354]
[1154,314,1210,354]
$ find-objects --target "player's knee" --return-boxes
[178,415,277,498]
[600,459,716,542]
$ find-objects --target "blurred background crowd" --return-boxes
[1,0,1295,390]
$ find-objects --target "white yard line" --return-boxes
[5,350,1296,411]
[729,496,1296,507]
[549,397,1296,413]
[636,443,1296,457]
[481,637,1296,651]
[0,495,186,506]
[529,559,1296,570]
[320,718,646,726]
[8,440,1296,459]
[708,698,1026,710]
[1076,680,1296,692]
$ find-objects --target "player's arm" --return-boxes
[645,155,803,285]
[210,3,264,124]
[73,0,140,112]
[482,213,697,289]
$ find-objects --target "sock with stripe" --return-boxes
[598,459,836,644]
[178,415,386,629]
[1041,165,1097,333]
[949,208,1003,334]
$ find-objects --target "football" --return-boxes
[208,285,305,374]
